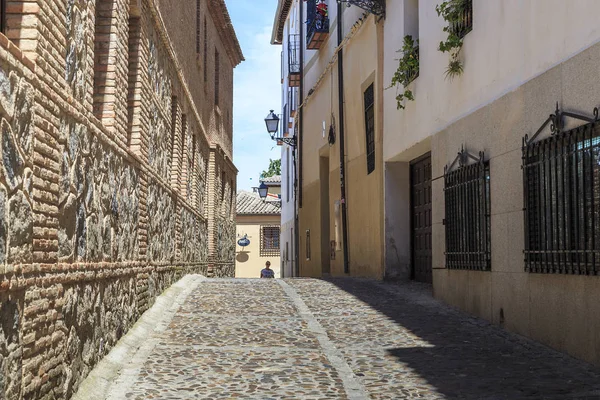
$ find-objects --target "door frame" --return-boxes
[409,152,432,282]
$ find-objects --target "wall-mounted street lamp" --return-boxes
[265,110,280,137]
[264,109,296,148]
[257,182,269,200]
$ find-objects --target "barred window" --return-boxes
[364,84,375,174]
[261,225,280,257]
[444,150,491,271]
[452,0,473,39]
[523,108,600,275]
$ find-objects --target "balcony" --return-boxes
[306,0,329,50]
[288,34,300,87]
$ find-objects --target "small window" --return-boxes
[261,225,281,257]
[0,0,5,34]
[306,229,311,260]
[196,0,201,54]
[452,0,473,39]
[214,48,220,105]
[203,18,208,82]
[444,149,491,271]
[364,84,375,174]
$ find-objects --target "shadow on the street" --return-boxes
[324,278,600,400]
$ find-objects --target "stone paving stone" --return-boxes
[124,346,347,400]
[115,277,600,400]
[160,315,320,348]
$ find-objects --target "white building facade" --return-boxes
[271,0,300,278]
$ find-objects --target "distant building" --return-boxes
[235,177,282,278]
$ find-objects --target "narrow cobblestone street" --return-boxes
[82,277,600,399]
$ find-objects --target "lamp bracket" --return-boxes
[337,0,385,17]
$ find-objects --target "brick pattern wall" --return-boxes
[0,0,239,398]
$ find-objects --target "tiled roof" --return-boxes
[262,175,281,184]
[236,191,281,215]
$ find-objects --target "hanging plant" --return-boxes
[388,35,419,110]
[436,0,471,80]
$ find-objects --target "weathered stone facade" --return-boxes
[0,0,242,398]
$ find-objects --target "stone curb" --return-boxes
[72,274,206,400]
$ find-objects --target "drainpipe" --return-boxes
[337,2,350,274]
[296,0,304,277]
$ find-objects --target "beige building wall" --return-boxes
[379,0,600,367]
[236,215,281,278]
[431,42,600,366]
[298,6,385,279]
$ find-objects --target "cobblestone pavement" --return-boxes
[108,278,600,399]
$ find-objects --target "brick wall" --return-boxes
[0,0,241,398]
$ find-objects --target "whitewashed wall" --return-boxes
[383,0,600,162]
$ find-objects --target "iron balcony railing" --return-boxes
[288,34,300,74]
[288,34,300,87]
[306,0,329,50]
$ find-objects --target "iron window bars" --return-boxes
[444,147,491,271]
[364,83,375,174]
[522,104,600,275]
[260,225,281,257]
[452,0,473,39]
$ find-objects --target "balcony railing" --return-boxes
[306,0,329,50]
[288,34,300,87]
[451,0,473,39]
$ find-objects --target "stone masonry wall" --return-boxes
[0,0,240,398]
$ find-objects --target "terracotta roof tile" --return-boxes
[236,191,281,215]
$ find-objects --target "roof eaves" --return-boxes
[209,0,245,66]
[270,0,293,45]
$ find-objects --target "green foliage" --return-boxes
[388,35,419,110]
[436,0,469,80]
[444,59,464,80]
[261,159,281,178]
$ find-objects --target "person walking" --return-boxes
[260,261,275,278]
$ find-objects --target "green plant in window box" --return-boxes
[436,0,470,80]
[388,35,419,110]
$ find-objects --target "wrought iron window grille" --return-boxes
[260,225,281,257]
[522,103,600,275]
[451,0,473,39]
[337,0,385,17]
[444,147,491,271]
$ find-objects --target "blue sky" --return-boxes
[228,0,282,192]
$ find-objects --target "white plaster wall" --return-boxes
[383,0,600,162]
[279,1,299,277]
